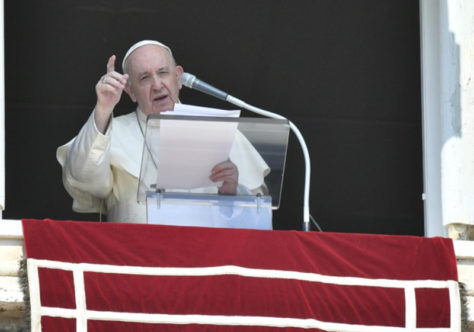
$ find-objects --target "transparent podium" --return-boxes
[137,114,290,230]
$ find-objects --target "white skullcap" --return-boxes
[122,40,172,71]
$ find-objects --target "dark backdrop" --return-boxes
[4,0,423,234]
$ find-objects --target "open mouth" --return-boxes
[153,95,168,102]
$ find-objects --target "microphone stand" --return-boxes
[181,73,312,231]
[225,95,312,231]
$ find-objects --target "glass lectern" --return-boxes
[137,114,290,230]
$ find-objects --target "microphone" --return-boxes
[180,73,228,101]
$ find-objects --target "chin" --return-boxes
[160,104,175,113]
[150,102,175,114]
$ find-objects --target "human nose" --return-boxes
[151,75,163,90]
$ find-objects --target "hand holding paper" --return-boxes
[210,160,239,195]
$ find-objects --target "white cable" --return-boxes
[226,95,311,230]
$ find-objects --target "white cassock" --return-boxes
[57,105,271,228]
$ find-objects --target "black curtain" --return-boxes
[4,0,423,234]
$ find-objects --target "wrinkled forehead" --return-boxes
[122,40,173,72]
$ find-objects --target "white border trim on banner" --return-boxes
[27,258,461,332]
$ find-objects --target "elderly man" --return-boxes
[57,40,269,223]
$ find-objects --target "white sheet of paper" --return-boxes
[156,104,240,190]
[164,103,241,117]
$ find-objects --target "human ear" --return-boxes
[176,65,184,89]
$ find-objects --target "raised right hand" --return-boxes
[94,55,129,132]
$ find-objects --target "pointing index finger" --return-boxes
[106,55,116,74]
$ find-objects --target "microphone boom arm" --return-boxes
[180,73,312,231]
[225,95,311,231]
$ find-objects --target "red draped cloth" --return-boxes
[22,219,460,331]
